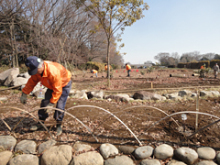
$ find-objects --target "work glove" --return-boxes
[45,102,54,113]
[20,92,27,104]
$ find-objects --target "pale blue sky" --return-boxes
[119,0,220,64]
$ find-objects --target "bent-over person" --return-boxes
[20,56,72,136]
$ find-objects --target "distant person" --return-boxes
[125,63,131,77]
[105,64,112,78]
[20,56,72,136]
[200,64,206,78]
[213,63,219,79]
[91,69,98,77]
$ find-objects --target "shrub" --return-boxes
[140,70,145,75]
[147,67,155,73]
[86,62,105,71]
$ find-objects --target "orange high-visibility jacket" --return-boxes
[92,69,98,73]
[22,61,71,104]
[126,64,131,70]
[105,65,111,70]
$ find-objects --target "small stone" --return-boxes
[195,160,217,165]
[9,154,39,165]
[0,151,13,165]
[197,147,216,160]
[174,147,198,165]
[140,159,161,165]
[0,136,17,150]
[38,140,56,154]
[15,140,36,154]
[41,145,72,165]
[154,144,173,160]
[73,142,92,153]
[104,155,134,165]
[70,151,103,165]
[133,146,154,159]
[100,143,118,159]
[118,146,135,155]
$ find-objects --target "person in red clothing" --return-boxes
[125,63,131,77]
[20,56,72,135]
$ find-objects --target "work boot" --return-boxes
[56,123,62,136]
[30,121,45,131]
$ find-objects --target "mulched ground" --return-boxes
[1,68,220,153]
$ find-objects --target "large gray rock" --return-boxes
[118,145,135,155]
[38,140,56,154]
[151,94,166,101]
[41,145,72,165]
[15,140,36,154]
[4,68,20,86]
[133,146,154,159]
[115,94,134,102]
[17,72,30,79]
[133,91,153,100]
[104,95,130,102]
[70,151,103,165]
[87,90,104,99]
[69,90,88,99]
[200,91,220,97]
[0,151,13,165]
[0,68,19,86]
[195,160,217,165]
[133,91,165,101]
[73,142,92,153]
[9,154,39,165]
[197,147,216,160]
[0,136,17,150]
[100,143,118,159]
[168,93,182,100]
[104,155,134,165]
[154,144,173,160]
[10,77,28,87]
[140,159,161,165]
[174,147,198,165]
[167,159,187,165]
[178,90,192,97]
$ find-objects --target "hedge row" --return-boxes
[178,60,220,69]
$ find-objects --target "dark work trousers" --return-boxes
[127,69,131,77]
[38,80,72,122]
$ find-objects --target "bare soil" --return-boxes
[1,68,220,153]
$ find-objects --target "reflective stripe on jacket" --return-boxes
[126,65,131,70]
[22,61,71,104]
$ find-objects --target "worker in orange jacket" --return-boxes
[91,69,98,77]
[125,63,131,77]
[20,56,72,135]
[105,64,111,78]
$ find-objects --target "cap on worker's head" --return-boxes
[90,70,93,73]
[25,56,42,75]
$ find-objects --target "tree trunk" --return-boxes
[107,38,110,87]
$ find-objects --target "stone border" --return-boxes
[0,135,220,165]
